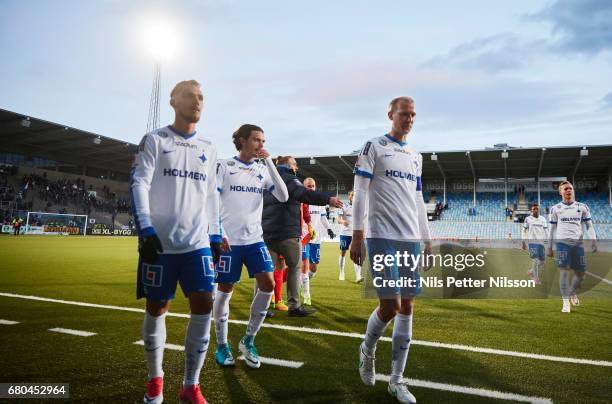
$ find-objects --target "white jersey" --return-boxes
[217,157,277,246]
[309,204,329,244]
[354,134,424,240]
[340,204,353,236]
[549,201,592,241]
[522,215,548,244]
[131,125,219,253]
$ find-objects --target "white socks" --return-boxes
[363,309,390,355]
[339,256,346,279]
[302,273,310,298]
[213,290,232,345]
[183,313,211,387]
[142,312,167,379]
[246,290,273,337]
[354,263,362,281]
[570,274,583,295]
[390,313,413,384]
[559,269,571,299]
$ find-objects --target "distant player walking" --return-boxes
[547,181,597,313]
[521,203,548,284]
[338,191,362,282]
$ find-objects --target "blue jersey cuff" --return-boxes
[139,227,156,238]
[210,234,222,243]
[353,168,373,179]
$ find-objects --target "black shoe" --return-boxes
[266,311,275,318]
[288,306,317,317]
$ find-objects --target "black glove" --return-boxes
[210,241,222,265]
[139,234,163,264]
[328,229,336,239]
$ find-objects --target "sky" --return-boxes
[1,0,611,158]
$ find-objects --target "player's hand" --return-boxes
[210,241,222,265]
[350,230,364,265]
[592,240,598,253]
[257,148,270,159]
[221,236,231,252]
[422,242,433,271]
[547,248,553,258]
[139,234,163,264]
[308,224,316,240]
[328,197,343,208]
[327,229,336,239]
[521,242,527,251]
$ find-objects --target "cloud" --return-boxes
[602,92,612,109]
[423,33,542,73]
[527,0,612,55]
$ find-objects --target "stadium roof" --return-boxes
[0,108,138,173]
[1,108,611,184]
[295,145,612,184]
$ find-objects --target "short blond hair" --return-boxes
[170,80,200,99]
[388,96,415,113]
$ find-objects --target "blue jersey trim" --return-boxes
[582,217,591,221]
[139,227,156,238]
[416,176,422,191]
[217,187,222,193]
[269,185,275,192]
[385,133,407,147]
[549,221,557,224]
[233,156,254,166]
[353,168,373,179]
[168,125,196,139]
[210,234,222,243]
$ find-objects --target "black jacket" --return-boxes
[263,166,332,242]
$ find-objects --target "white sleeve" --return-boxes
[521,219,529,239]
[548,208,557,243]
[216,161,225,194]
[130,134,157,235]
[583,205,596,239]
[320,213,331,231]
[353,140,376,179]
[206,148,221,239]
[415,154,430,241]
[264,157,289,202]
[352,174,369,231]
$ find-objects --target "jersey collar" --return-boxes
[384,133,407,147]
[233,156,254,166]
[561,200,575,206]
[168,125,196,139]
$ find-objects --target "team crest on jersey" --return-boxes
[256,174,264,181]
[379,138,388,146]
[198,153,207,163]
[157,131,169,138]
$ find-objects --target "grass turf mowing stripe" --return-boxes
[375,374,553,404]
[3,291,611,368]
[585,271,612,285]
[48,327,96,337]
[0,319,19,325]
[133,340,305,368]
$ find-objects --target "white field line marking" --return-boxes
[237,355,304,369]
[48,327,96,337]
[0,319,19,325]
[2,292,611,367]
[585,271,612,286]
[133,340,184,351]
[375,374,553,404]
[133,340,304,368]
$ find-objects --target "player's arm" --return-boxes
[262,154,289,202]
[320,212,335,238]
[350,140,375,266]
[415,155,432,269]
[583,204,597,252]
[206,149,222,262]
[547,208,557,257]
[130,134,163,263]
[521,221,529,250]
[288,178,340,207]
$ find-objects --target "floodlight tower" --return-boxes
[146,61,161,134]
[144,22,175,133]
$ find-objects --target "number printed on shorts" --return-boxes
[202,256,215,277]
[260,246,272,262]
[216,256,232,274]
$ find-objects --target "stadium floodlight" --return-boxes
[431,153,438,161]
[501,150,509,159]
[310,158,316,165]
[580,147,589,157]
[21,117,30,128]
[145,21,177,61]
[93,136,102,145]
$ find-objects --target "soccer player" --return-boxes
[521,203,548,284]
[302,178,335,306]
[350,96,431,404]
[338,191,362,282]
[131,80,221,404]
[213,124,288,369]
[547,181,597,313]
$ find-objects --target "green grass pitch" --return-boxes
[0,236,611,403]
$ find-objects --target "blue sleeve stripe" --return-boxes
[582,218,591,221]
[353,168,373,179]
[210,234,222,243]
[269,185,275,192]
[140,227,156,238]
[549,221,557,224]
[416,176,422,191]
[217,187,222,193]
